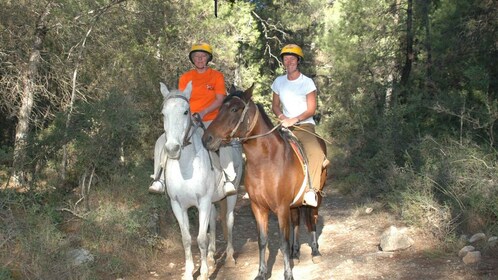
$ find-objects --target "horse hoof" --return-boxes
[182,274,194,280]
[312,254,322,264]
[284,273,294,280]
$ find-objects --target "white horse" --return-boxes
[156,81,241,280]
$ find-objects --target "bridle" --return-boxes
[163,94,218,170]
[226,96,281,143]
[164,94,204,148]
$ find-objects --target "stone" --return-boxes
[469,232,486,243]
[462,251,481,264]
[67,248,94,266]
[380,226,414,252]
[458,245,475,258]
[488,236,497,247]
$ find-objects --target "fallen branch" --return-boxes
[58,208,88,220]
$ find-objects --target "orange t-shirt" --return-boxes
[178,68,226,121]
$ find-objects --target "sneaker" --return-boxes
[224,181,237,196]
[303,190,318,207]
[148,180,165,194]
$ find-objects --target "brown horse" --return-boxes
[202,84,327,280]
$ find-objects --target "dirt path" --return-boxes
[134,184,497,280]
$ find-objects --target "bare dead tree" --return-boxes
[251,11,288,66]
[11,2,55,188]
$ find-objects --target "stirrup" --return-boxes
[223,181,237,196]
[148,180,165,194]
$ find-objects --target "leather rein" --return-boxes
[226,96,281,143]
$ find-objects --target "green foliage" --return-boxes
[324,0,497,241]
[1,0,497,275]
[69,90,141,180]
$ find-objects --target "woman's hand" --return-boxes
[280,116,299,128]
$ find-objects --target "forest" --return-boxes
[1,0,497,279]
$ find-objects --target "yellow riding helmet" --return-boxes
[189,43,213,63]
[280,44,304,61]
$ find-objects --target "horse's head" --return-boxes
[202,84,255,151]
[160,81,193,159]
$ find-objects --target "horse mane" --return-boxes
[255,102,289,141]
[224,90,243,103]
[255,103,274,128]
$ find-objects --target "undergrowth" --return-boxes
[0,166,175,280]
[335,135,498,242]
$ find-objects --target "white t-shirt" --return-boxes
[271,73,317,125]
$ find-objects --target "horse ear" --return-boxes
[184,81,193,100]
[244,83,255,100]
[160,82,170,99]
[229,84,237,95]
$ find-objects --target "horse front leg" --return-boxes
[290,208,301,264]
[251,204,269,280]
[277,207,294,280]
[197,200,213,280]
[207,203,217,268]
[170,201,194,280]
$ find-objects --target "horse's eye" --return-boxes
[230,107,238,113]
[184,110,189,115]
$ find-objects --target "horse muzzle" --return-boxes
[165,143,181,159]
[202,132,222,151]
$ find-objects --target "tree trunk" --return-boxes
[399,0,413,102]
[422,0,434,95]
[385,0,402,109]
[12,2,53,187]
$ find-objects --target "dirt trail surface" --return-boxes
[131,184,497,280]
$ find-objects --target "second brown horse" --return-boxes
[202,85,328,280]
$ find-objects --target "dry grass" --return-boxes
[0,170,179,280]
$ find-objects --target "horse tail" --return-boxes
[301,206,315,232]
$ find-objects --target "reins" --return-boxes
[225,96,331,145]
[227,96,282,142]
[290,125,333,145]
